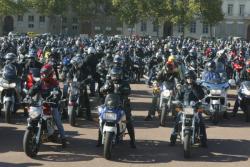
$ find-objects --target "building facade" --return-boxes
[172,0,250,40]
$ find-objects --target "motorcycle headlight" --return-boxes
[2,82,16,88]
[29,106,42,119]
[184,107,194,116]
[210,89,222,95]
[103,112,117,121]
[162,90,171,97]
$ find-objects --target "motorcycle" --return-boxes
[0,64,20,123]
[238,81,250,122]
[159,82,175,126]
[98,93,126,160]
[67,80,81,126]
[23,90,60,158]
[201,78,230,124]
[171,101,206,158]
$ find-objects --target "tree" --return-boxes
[199,0,224,38]
[0,0,27,16]
[24,0,69,15]
[168,0,200,37]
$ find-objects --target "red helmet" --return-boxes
[40,64,53,81]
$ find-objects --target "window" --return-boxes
[62,17,67,23]
[228,4,233,16]
[190,21,196,33]
[72,17,78,23]
[178,24,184,33]
[239,4,245,16]
[153,21,159,32]
[17,15,23,22]
[39,16,45,22]
[72,25,78,30]
[141,21,147,32]
[203,23,209,34]
[28,15,34,22]
[28,24,34,28]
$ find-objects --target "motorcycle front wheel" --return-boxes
[68,105,77,127]
[5,101,12,123]
[183,131,191,158]
[160,104,167,126]
[103,132,114,160]
[23,129,40,158]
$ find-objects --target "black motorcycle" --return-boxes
[0,64,20,123]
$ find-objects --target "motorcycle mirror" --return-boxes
[190,101,196,107]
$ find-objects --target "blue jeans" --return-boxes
[52,107,65,139]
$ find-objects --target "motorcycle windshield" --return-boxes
[202,80,229,90]
[241,81,250,90]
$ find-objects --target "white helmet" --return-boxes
[87,47,96,54]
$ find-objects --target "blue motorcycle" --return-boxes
[98,93,126,160]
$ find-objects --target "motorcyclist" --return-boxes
[170,70,207,147]
[98,66,136,148]
[4,53,23,77]
[28,64,67,148]
[145,60,181,121]
[202,61,221,82]
[232,60,250,117]
[67,54,92,120]
[85,47,99,96]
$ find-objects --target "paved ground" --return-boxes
[0,83,250,167]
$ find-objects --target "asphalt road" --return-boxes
[0,83,250,167]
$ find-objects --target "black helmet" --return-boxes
[5,53,17,61]
[184,70,196,80]
[206,61,216,72]
[2,64,17,82]
[113,55,123,67]
[110,66,122,81]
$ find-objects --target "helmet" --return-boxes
[87,47,96,54]
[110,67,123,81]
[113,55,123,67]
[70,55,83,69]
[184,70,197,80]
[62,56,71,66]
[40,64,53,80]
[206,61,216,72]
[5,53,17,62]
[168,55,175,62]
[2,64,17,82]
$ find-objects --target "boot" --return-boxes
[96,129,102,147]
[127,123,136,148]
[61,138,68,148]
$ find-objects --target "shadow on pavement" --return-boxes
[0,126,24,153]
[112,139,250,163]
[0,162,42,167]
[36,137,102,162]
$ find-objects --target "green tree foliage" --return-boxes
[24,0,69,15]
[0,0,27,15]
[199,0,224,37]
